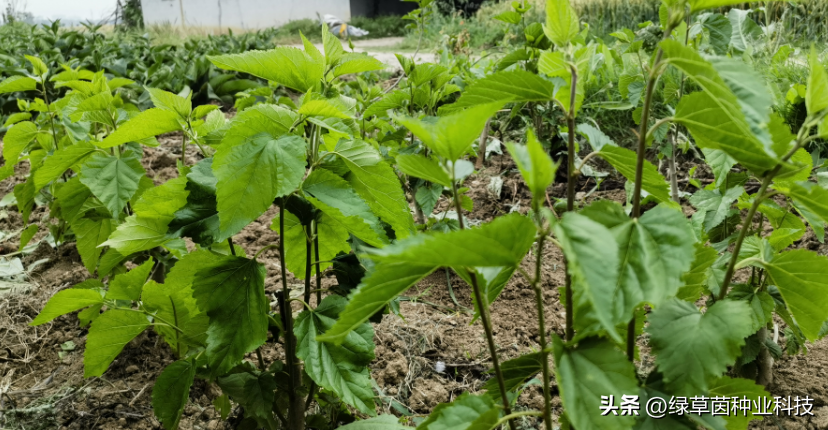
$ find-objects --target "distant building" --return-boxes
[139,0,416,30]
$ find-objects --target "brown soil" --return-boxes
[1,142,827,429]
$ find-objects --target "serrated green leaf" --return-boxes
[152,360,196,430]
[599,145,671,203]
[447,70,558,111]
[396,102,502,162]
[690,186,744,232]
[34,142,97,191]
[142,278,207,355]
[4,112,32,127]
[0,121,38,181]
[98,108,181,148]
[209,47,324,93]
[333,53,386,78]
[78,151,145,216]
[336,139,414,239]
[708,376,770,430]
[72,215,115,273]
[678,244,718,302]
[220,103,301,148]
[295,295,376,415]
[554,212,622,342]
[396,154,451,187]
[727,285,774,332]
[299,99,352,119]
[84,309,150,377]
[785,181,828,225]
[702,149,736,188]
[102,176,190,254]
[19,224,37,248]
[191,255,268,376]
[544,0,580,47]
[415,183,442,215]
[0,75,37,94]
[217,370,279,428]
[807,48,828,117]
[214,133,305,241]
[168,158,220,246]
[700,13,732,55]
[302,168,387,247]
[106,258,153,301]
[320,214,535,344]
[416,393,499,430]
[30,288,104,326]
[507,129,556,205]
[761,249,828,341]
[728,9,762,54]
[483,351,543,393]
[647,299,754,394]
[146,87,191,119]
[553,336,638,430]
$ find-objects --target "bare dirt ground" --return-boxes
[1,133,828,429]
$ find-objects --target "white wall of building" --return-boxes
[140,0,351,30]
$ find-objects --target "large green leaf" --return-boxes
[700,12,732,55]
[152,360,196,430]
[302,168,387,247]
[447,70,558,111]
[708,376,770,430]
[689,186,744,232]
[335,139,414,238]
[319,214,535,344]
[554,212,622,341]
[506,129,557,205]
[785,182,828,225]
[79,151,146,217]
[295,295,376,415]
[333,53,386,78]
[30,288,104,326]
[678,244,719,302]
[396,102,503,162]
[0,121,38,181]
[209,47,324,92]
[106,258,153,301]
[544,0,580,46]
[214,133,306,241]
[727,284,774,332]
[98,108,181,148]
[72,215,115,273]
[146,87,192,119]
[553,336,639,430]
[191,255,268,375]
[647,299,754,395]
[0,75,37,94]
[84,309,150,377]
[482,351,543,393]
[220,104,301,149]
[807,48,828,117]
[101,176,190,254]
[599,145,671,203]
[396,154,452,187]
[416,393,499,430]
[217,370,279,428]
[168,158,221,246]
[142,279,207,355]
[33,142,97,190]
[728,9,762,54]
[761,249,828,341]
[662,40,781,174]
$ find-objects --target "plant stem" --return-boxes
[227,237,236,256]
[451,173,514,430]
[532,233,553,430]
[278,198,305,429]
[314,223,321,306]
[303,226,312,305]
[717,172,775,301]
[626,46,666,362]
[563,66,579,343]
[488,411,544,430]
